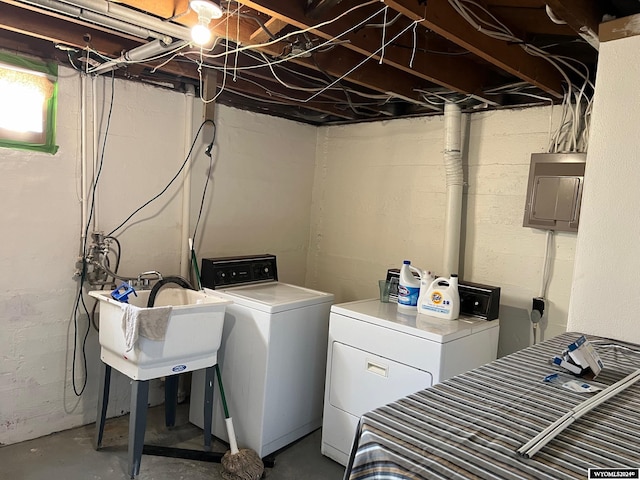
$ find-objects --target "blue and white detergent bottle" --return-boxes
[397,260,422,311]
[418,274,460,320]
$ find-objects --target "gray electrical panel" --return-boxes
[523,153,586,232]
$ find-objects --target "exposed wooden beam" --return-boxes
[181,46,395,117]
[305,0,344,19]
[490,6,575,37]
[195,12,437,108]
[238,0,492,96]
[249,17,288,43]
[383,0,565,98]
[220,74,357,120]
[600,13,640,43]
[545,0,604,49]
[0,1,141,55]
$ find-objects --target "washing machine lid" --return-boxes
[206,282,334,313]
[331,298,498,342]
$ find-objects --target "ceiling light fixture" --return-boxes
[190,0,223,45]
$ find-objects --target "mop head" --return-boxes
[221,448,264,480]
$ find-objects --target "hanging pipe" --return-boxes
[80,73,88,242]
[18,0,191,41]
[91,75,99,231]
[442,102,464,275]
[180,84,196,279]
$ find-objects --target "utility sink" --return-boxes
[89,288,231,380]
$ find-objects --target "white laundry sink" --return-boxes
[89,288,231,380]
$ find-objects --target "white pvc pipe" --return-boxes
[442,103,464,275]
[80,73,88,241]
[180,84,196,278]
[92,75,99,231]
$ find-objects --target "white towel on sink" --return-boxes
[121,303,172,352]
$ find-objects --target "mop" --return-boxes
[189,241,263,478]
[215,364,264,480]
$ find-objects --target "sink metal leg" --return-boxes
[95,361,111,450]
[164,374,179,427]
[128,379,149,479]
[203,366,215,452]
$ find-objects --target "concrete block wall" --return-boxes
[0,67,318,446]
[1,63,583,447]
[307,106,577,357]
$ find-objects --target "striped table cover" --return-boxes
[346,332,640,480]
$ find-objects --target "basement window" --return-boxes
[0,52,59,154]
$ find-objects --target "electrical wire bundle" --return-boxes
[448,0,594,153]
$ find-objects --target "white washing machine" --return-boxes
[189,255,334,458]
[321,299,500,466]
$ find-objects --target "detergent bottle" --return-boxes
[418,274,460,320]
[397,260,422,311]
[417,270,436,309]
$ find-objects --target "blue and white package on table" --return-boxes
[567,335,604,376]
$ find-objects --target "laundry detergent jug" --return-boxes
[418,274,460,320]
[397,260,421,311]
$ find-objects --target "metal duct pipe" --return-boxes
[17,0,192,42]
[90,38,188,75]
[81,10,165,40]
[57,0,192,40]
[442,102,464,275]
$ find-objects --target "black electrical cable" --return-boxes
[72,71,115,397]
[191,120,216,248]
[106,119,215,237]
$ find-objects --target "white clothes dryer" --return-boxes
[321,299,500,466]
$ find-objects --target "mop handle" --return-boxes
[189,238,202,291]
[214,364,240,454]
[214,364,230,418]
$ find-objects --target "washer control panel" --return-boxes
[201,254,278,288]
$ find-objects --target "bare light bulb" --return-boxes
[190,0,222,46]
[191,21,212,45]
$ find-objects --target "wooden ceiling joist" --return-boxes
[383,0,566,98]
[220,74,357,120]
[202,15,436,109]
[249,17,289,43]
[0,1,141,56]
[545,0,604,49]
[305,0,345,19]
[237,0,491,96]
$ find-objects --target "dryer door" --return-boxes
[329,341,433,416]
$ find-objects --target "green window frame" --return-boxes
[0,52,59,154]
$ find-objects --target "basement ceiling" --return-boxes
[0,0,637,125]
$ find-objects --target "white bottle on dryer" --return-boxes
[418,274,460,320]
[397,260,421,311]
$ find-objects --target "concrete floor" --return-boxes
[0,403,345,480]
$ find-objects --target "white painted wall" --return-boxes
[568,35,640,343]
[307,106,576,356]
[0,62,587,447]
[0,67,317,445]
[190,105,317,286]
